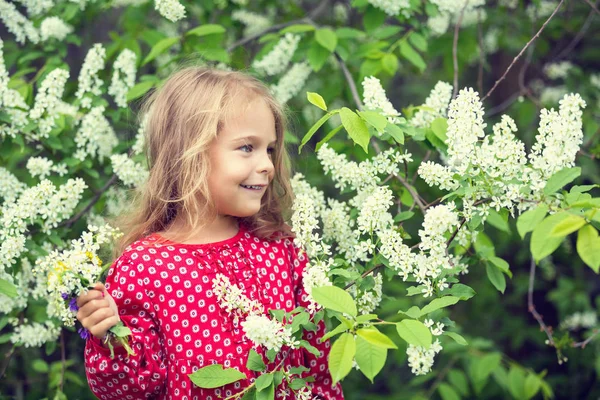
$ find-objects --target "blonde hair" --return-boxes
[110,66,295,258]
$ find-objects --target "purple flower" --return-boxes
[78,327,91,340]
[69,297,79,312]
[61,292,69,300]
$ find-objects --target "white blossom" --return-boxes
[544,61,573,80]
[155,0,186,22]
[108,49,137,108]
[0,0,40,44]
[431,0,485,15]
[291,193,330,258]
[362,76,400,124]
[356,186,394,235]
[29,68,70,139]
[526,0,559,20]
[132,113,149,155]
[75,106,119,161]
[0,167,27,204]
[26,157,67,179]
[411,81,453,128]
[110,154,149,188]
[271,62,312,104]
[241,315,297,352]
[231,10,272,36]
[302,259,333,312]
[14,0,55,16]
[252,34,300,76]
[367,0,410,16]
[76,44,106,109]
[418,161,459,191]
[428,13,450,36]
[212,274,263,324]
[406,339,442,375]
[40,17,73,41]
[591,74,600,90]
[11,321,60,347]
[560,311,597,331]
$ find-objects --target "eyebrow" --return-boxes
[232,135,277,145]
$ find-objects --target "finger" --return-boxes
[81,306,115,329]
[76,298,110,320]
[89,315,120,340]
[76,288,104,308]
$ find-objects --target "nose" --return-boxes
[257,151,274,176]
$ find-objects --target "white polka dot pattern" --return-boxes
[84,224,344,399]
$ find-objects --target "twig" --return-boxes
[528,258,555,346]
[573,329,600,348]
[227,0,330,52]
[583,0,600,16]
[334,52,364,111]
[477,9,485,95]
[0,346,15,380]
[482,0,565,101]
[553,5,596,60]
[452,2,469,98]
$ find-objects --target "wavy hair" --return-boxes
[110,65,295,258]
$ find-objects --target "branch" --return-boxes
[482,0,565,102]
[528,258,556,346]
[553,4,597,60]
[227,0,330,53]
[583,0,600,16]
[334,52,364,111]
[453,2,469,98]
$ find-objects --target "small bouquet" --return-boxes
[37,224,135,358]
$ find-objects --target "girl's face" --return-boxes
[207,97,277,219]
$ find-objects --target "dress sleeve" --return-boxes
[84,254,167,399]
[288,241,345,400]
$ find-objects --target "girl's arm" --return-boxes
[288,241,345,400]
[84,255,167,399]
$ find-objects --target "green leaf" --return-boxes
[473,353,502,383]
[409,32,428,51]
[508,366,526,399]
[489,256,512,278]
[577,224,600,273]
[447,284,476,300]
[531,212,570,262]
[321,323,349,342]
[188,364,246,389]
[448,369,469,396]
[354,335,387,383]
[438,383,461,400]
[142,37,179,66]
[315,28,337,52]
[186,24,225,37]
[328,333,356,384]
[356,328,398,349]
[246,349,266,372]
[398,306,422,319]
[419,296,460,316]
[289,378,307,390]
[396,319,432,348]
[487,209,510,233]
[311,285,357,316]
[399,40,426,72]
[299,110,338,152]
[517,204,549,239]
[444,331,467,346]
[109,324,131,337]
[358,110,388,133]
[255,373,273,391]
[550,214,586,237]
[126,80,155,102]
[339,107,370,153]
[0,278,18,298]
[307,40,330,71]
[386,123,404,144]
[486,263,506,294]
[256,381,274,400]
[307,92,327,111]
[32,359,49,373]
[524,373,542,400]
[381,53,399,75]
[281,24,316,34]
[430,117,448,143]
[316,125,343,151]
[543,167,581,195]
[474,232,495,258]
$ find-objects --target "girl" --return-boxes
[76,66,344,400]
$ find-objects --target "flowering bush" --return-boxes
[1,0,599,399]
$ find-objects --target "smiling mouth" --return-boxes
[240,184,266,190]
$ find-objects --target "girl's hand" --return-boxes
[76,282,120,342]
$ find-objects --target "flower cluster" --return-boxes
[155,0,186,22]
[367,0,410,16]
[0,0,39,44]
[110,154,149,188]
[75,106,119,161]
[231,10,272,36]
[10,321,61,348]
[252,34,300,76]
[26,157,67,179]
[362,76,400,124]
[406,319,445,375]
[108,49,138,108]
[40,17,73,41]
[410,81,453,128]
[212,273,299,352]
[544,61,573,80]
[29,68,70,139]
[560,311,597,331]
[0,167,27,204]
[271,62,312,104]
[76,44,106,109]
[301,259,333,312]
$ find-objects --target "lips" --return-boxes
[240,184,266,190]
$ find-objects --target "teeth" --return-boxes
[241,185,262,190]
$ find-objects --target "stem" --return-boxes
[452,2,469,98]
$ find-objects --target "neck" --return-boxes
[162,214,239,244]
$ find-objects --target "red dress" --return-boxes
[84,223,344,400]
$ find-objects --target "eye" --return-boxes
[267,147,275,155]
[239,144,253,152]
